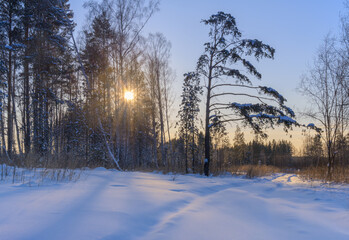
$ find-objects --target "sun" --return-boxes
[124,90,134,101]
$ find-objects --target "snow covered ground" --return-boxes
[0,168,349,240]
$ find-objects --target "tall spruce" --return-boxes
[177,72,202,173]
[81,10,115,166]
[30,0,72,155]
[233,126,246,165]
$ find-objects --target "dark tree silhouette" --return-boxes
[197,12,298,176]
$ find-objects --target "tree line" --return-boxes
[1,0,325,176]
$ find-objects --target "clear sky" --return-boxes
[70,0,345,152]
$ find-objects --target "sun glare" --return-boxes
[124,91,134,101]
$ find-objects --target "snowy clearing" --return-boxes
[1,169,349,240]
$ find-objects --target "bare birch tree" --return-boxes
[300,35,349,179]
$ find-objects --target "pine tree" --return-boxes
[303,134,323,167]
[196,12,298,176]
[233,126,246,165]
[81,10,115,166]
[30,0,73,156]
[177,72,202,173]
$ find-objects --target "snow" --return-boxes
[283,105,295,117]
[249,113,272,118]
[4,45,12,50]
[0,169,349,240]
[259,86,286,104]
[231,102,253,109]
[250,39,256,46]
[248,113,296,124]
[278,115,296,123]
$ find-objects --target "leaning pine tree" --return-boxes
[198,12,300,176]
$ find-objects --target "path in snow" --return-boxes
[0,169,349,240]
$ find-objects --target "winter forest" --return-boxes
[2,0,349,239]
[0,0,297,176]
[1,0,349,180]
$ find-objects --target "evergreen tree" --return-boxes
[196,12,298,176]
[303,134,323,167]
[233,126,246,165]
[30,0,73,156]
[177,72,202,173]
[81,10,115,166]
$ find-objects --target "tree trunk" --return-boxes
[0,101,6,158]
[23,0,31,155]
[156,70,166,167]
[204,54,214,176]
[7,12,13,158]
[164,84,172,169]
[192,129,195,173]
[185,130,188,173]
[12,59,23,157]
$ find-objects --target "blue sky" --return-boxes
[69,0,345,151]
